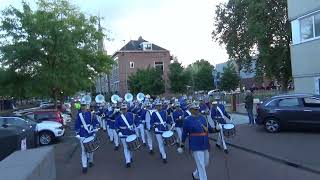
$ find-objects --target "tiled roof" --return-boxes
[119,36,168,51]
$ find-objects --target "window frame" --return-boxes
[129,61,134,69]
[277,98,301,108]
[298,11,320,43]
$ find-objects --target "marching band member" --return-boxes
[105,104,114,142]
[179,102,215,180]
[144,102,154,154]
[172,102,184,145]
[150,101,170,163]
[115,103,136,168]
[108,103,121,151]
[210,96,231,153]
[135,103,146,146]
[75,100,99,174]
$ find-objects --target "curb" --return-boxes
[209,137,320,175]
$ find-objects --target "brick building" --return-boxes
[110,37,171,96]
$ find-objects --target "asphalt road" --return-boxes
[54,121,320,180]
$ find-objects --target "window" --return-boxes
[300,16,314,41]
[303,98,320,107]
[142,42,152,50]
[265,99,278,107]
[315,14,320,37]
[278,98,300,107]
[155,61,164,74]
[7,118,27,127]
[130,61,134,68]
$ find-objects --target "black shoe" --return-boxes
[149,150,154,155]
[192,173,199,180]
[82,167,88,174]
[114,146,119,151]
[131,158,133,163]
[143,143,147,146]
[89,162,94,168]
[224,149,229,154]
[162,158,167,164]
[216,144,221,149]
[126,163,131,168]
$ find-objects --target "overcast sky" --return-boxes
[0,0,229,66]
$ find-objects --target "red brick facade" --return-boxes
[110,50,171,96]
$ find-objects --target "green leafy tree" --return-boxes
[128,67,165,95]
[213,0,291,90]
[219,63,240,91]
[168,60,189,93]
[0,0,113,104]
[186,59,214,91]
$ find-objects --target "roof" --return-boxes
[119,36,168,51]
[271,93,320,99]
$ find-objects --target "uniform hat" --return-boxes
[215,96,221,100]
[155,100,162,106]
[80,100,87,105]
[174,102,181,107]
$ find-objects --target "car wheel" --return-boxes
[39,131,54,145]
[264,118,280,133]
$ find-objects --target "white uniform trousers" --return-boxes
[192,150,210,180]
[79,137,94,168]
[135,124,146,144]
[155,133,167,159]
[120,138,132,163]
[111,129,119,147]
[216,127,227,150]
[105,122,113,141]
[175,127,183,144]
[144,129,153,150]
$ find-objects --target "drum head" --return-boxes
[126,134,137,142]
[83,136,94,143]
[162,131,173,138]
[223,124,235,130]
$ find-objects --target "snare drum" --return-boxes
[162,131,175,146]
[82,136,100,153]
[223,124,236,138]
[126,134,141,151]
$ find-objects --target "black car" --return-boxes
[0,116,38,147]
[256,94,320,133]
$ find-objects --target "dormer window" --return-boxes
[141,42,152,51]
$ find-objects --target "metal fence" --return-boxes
[222,90,294,105]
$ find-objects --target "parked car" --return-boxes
[0,116,38,151]
[25,109,65,125]
[256,94,320,133]
[21,115,65,145]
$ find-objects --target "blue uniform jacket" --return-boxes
[182,115,214,151]
[75,111,99,138]
[151,110,169,133]
[108,110,120,129]
[199,103,209,113]
[210,104,230,124]
[184,109,192,118]
[172,109,184,127]
[115,112,135,137]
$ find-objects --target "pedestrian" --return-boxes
[245,90,254,125]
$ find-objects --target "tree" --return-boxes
[128,67,165,95]
[168,60,189,94]
[213,0,291,90]
[0,0,113,104]
[219,63,240,91]
[186,59,214,91]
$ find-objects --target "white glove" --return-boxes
[201,110,205,113]
[93,129,99,133]
[75,135,80,139]
[216,123,222,131]
[179,116,182,119]
[118,132,123,137]
[177,147,184,154]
